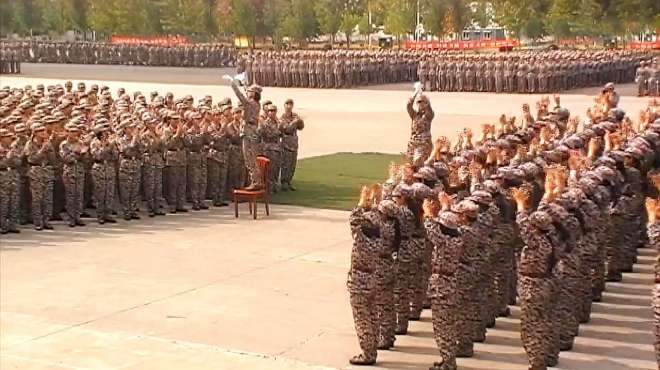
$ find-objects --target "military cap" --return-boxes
[453,199,479,218]
[14,123,28,133]
[217,98,231,107]
[285,98,294,105]
[604,82,615,90]
[65,123,80,132]
[377,199,398,217]
[529,211,553,231]
[233,107,244,113]
[469,190,493,205]
[438,211,460,230]
[414,166,438,182]
[220,104,232,113]
[392,183,412,198]
[410,182,432,200]
[0,128,12,137]
[247,84,263,94]
[30,122,46,132]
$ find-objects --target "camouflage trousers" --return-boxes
[142,163,164,215]
[429,273,459,370]
[53,165,65,219]
[606,214,625,279]
[472,250,491,341]
[18,170,30,223]
[654,283,660,368]
[456,261,479,354]
[493,225,516,315]
[227,146,245,195]
[207,158,228,205]
[63,163,85,223]
[0,169,20,232]
[242,138,263,188]
[519,275,557,370]
[406,138,433,168]
[264,148,281,193]
[411,238,432,319]
[165,165,186,210]
[186,152,204,208]
[118,159,141,218]
[28,165,54,228]
[347,270,378,362]
[92,163,116,221]
[281,150,297,186]
[554,268,581,349]
[395,238,424,332]
[375,260,396,345]
[577,235,598,322]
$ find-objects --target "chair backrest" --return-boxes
[256,156,270,193]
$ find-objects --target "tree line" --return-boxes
[1,0,658,43]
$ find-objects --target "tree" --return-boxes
[383,0,415,44]
[340,11,361,47]
[315,0,343,45]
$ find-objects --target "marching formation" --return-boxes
[0,81,303,234]
[347,84,660,370]
[1,41,237,68]
[636,57,660,97]
[237,49,652,92]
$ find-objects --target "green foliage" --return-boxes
[0,0,657,41]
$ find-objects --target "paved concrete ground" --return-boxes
[0,66,656,369]
[0,205,655,370]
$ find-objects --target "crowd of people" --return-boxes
[347,83,660,370]
[0,80,304,233]
[237,49,653,92]
[0,41,237,68]
[636,57,660,97]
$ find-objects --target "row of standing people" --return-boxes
[1,41,237,68]
[347,86,660,370]
[0,82,303,233]
[636,58,660,97]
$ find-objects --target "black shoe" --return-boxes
[104,218,117,224]
[148,213,155,218]
[192,206,200,211]
[200,204,209,210]
[169,209,177,214]
[81,212,91,218]
[43,224,54,230]
[377,341,394,350]
[499,307,511,317]
[176,208,188,213]
[131,215,141,220]
[155,211,166,216]
[124,216,132,221]
[395,328,407,335]
[76,220,86,226]
[0,230,7,235]
[99,219,106,225]
[69,221,76,227]
[35,226,43,231]
[349,354,376,366]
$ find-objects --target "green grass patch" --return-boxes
[271,152,403,211]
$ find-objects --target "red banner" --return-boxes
[404,39,519,50]
[110,35,189,45]
[626,41,660,50]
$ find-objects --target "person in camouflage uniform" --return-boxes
[374,196,399,350]
[230,80,264,191]
[226,106,246,196]
[279,99,304,191]
[163,113,188,213]
[347,186,382,366]
[140,114,166,217]
[406,94,434,168]
[89,121,118,224]
[184,112,207,210]
[0,129,21,234]
[59,123,87,227]
[259,104,282,194]
[24,122,55,231]
[207,106,231,207]
[117,119,142,220]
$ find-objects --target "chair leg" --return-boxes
[253,201,258,220]
[234,194,238,218]
[248,201,253,214]
[265,196,270,216]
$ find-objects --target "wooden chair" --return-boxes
[233,156,270,219]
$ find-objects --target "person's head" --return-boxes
[415,95,429,111]
[0,129,12,146]
[284,98,294,113]
[267,105,278,119]
[247,85,262,102]
[233,107,244,121]
[221,105,233,120]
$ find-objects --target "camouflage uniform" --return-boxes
[517,209,559,370]
[164,125,187,212]
[24,136,55,230]
[60,138,86,225]
[425,213,462,370]
[231,82,263,189]
[347,206,382,364]
[141,127,166,216]
[226,120,245,195]
[259,115,282,194]
[207,122,230,206]
[117,133,142,219]
[406,98,434,167]
[649,223,660,368]
[90,136,118,222]
[279,110,304,190]
[0,136,21,233]
[185,130,206,210]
